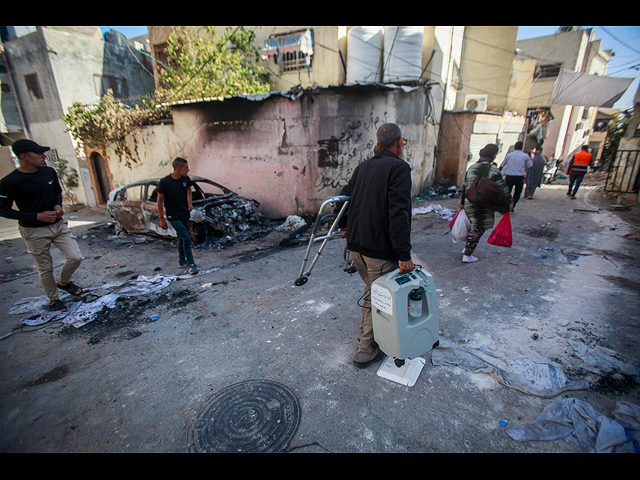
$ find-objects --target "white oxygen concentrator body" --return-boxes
[371,267,439,364]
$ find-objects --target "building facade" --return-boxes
[0,26,155,205]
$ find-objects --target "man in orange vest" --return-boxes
[566,145,592,199]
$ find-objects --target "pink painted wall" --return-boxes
[171,86,432,218]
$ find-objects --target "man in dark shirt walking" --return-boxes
[0,139,83,312]
[157,157,198,274]
[339,123,415,369]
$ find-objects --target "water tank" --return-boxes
[383,26,424,84]
[346,26,384,84]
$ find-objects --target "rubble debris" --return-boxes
[276,215,306,232]
[11,269,220,329]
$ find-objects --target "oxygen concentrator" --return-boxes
[371,267,439,370]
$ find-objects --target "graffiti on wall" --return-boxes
[316,113,386,192]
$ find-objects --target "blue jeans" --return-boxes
[568,174,584,196]
[170,219,195,266]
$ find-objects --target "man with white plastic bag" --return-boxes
[459,144,513,263]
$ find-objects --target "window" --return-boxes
[24,73,44,99]
[94,74,129,99]
[262,29,314,74]
[537,63,562,78]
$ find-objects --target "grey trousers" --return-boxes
[350,251,398,363]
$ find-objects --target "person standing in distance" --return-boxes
[565,145,592,199]
[0,139,83,312]
[338,123,414,369]
[157,157,198,274]
[499,141,532,211]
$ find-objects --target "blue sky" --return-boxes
[99,26,640,109]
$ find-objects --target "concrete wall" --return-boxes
[456,26,519,113]
[177,86,435,218]
[106,85,436,219]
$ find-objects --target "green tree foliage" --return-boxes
[601,109,633,168]
[63,92,162,167]
[156,26,270,102]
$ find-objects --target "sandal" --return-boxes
[50,300,67,312]
[57,280,83,296]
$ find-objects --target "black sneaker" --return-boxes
[354,349,386,369]
[189,265,199,274]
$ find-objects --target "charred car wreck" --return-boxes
[107,177,272,246]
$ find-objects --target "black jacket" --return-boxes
[339,148,412,262]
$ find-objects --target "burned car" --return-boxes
[107,177,271,245]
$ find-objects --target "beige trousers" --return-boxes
[350,252,398,363]
[19,220,82,303]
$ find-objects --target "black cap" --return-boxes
[12,139,50,156]
[480,144,499,159]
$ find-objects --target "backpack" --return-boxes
[465,164,511,214]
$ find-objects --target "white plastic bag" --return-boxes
[451,209,470,243]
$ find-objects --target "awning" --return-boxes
[550,69,634,108]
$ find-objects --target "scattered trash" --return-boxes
[538,254,548,259]
[431,338,590,398]
[545,247,554,251]
[412,203,457,223]
[506,398,640,453]
[11,268,221,329]
[500,421,508,427]
[151,315,159,322]
[413,185,461,203]
[610,228,617,231]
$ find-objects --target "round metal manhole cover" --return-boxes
[187,380,301,453]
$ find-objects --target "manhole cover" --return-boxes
[187,380,301,453]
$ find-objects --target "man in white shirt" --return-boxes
[500,142,532,210]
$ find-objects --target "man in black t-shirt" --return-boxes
[0,139,83,312]
[157,157,198,274]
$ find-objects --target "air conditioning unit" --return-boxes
[465,94,488,112]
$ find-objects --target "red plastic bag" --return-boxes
[488,213,512,248]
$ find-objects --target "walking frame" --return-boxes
[294,195,355,286]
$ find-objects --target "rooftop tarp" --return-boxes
[550,69,634,108]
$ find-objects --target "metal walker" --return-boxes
[294,195,355,286]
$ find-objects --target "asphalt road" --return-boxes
[0,174,638,453]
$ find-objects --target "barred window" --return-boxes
[262,29,314,74]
